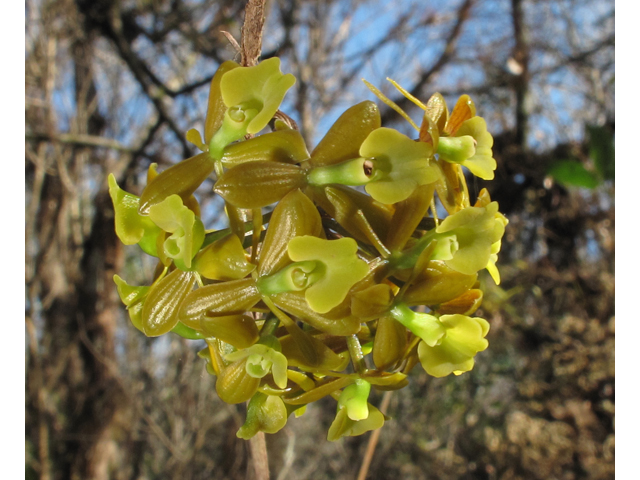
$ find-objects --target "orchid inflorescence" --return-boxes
[110,57,507,441]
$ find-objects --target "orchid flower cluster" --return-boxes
[110,57,507,441]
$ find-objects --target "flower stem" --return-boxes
[346,334,367,375]
[249,431,270,480]
[307,157,371,186]
[357,390,393,480]
[260,314,280,337]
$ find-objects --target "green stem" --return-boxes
[260,315,280,338]
[260,296,320,367]
[251,208,263,265]
[307,157,371,186]
[201,210,273,249]
[389,303,445,347]
[388,231,436,270]
[346,334,368,375]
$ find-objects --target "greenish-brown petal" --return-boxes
[308,185,393,245]
[309,101,381,168]
[200,314,260,349]
[193,234,255,281]
[433,160,470,214]
[141,269,197,337]
[214,161,306,209]
[436,288,483,316]
[425,92,448,135]
[179,278,261,329]
[282,376,353,405]
[221,129,309,167]
[351,284,394,321]
[257,190,323,277]
[372,314,407,370]
[444,94,476,135]
[386,183,436,252]
[279,331,348,371]
[361,370,408,387]
[204,61,240,144]
[271,290,362,336]
[139,153,214,215]
[419,111,440,150]
[401,261,477,306]
[216,359,261,404]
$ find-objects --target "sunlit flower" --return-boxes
[361,128,441,204]
[327,387,385,441]
[434,201,505,275]
[220,57,296,135]
[225,335,289,389]
[437,116,497,180]
[148,194,205,270]
[108,174,161,256]
[271,236,369,314]
[237,392,288,439]
[209,58,296,160]
[417,314,490,377]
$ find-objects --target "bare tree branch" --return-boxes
[380,0,475,125]
[241,0,267,67]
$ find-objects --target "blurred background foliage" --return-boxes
[25,0,614,479]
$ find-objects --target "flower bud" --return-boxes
[141,269,197,337]
[372,314,407,370]
[199,314,259,349]
[221,129,309,167]
[193,234,255,281]
[257,189,323,277]
[214,161,307,209]
[216,359,261,404]
[309,101,381,168]
[139,153,214,215]
[271,290,362,336]
[327,402,385,441]
[179,278,261,329]
[436,289,483,316]
[402,261,477,306]
[237,393,288,439]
